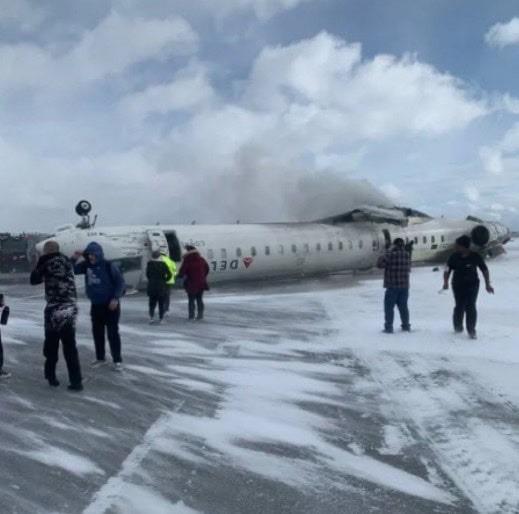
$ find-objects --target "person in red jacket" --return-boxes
[177,245,210,320]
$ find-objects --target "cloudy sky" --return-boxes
[2,0,519,231]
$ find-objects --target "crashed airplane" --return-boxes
[37,201,511,290]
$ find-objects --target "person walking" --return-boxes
[0,294,11,380]
[443,235,494,339]
[177,245,209,320]
[160,252,177,315]
[30,241,83,390]
[146,251,172,324]
[72,242,125,370]
[377,237,412,333]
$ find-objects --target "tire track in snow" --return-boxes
[83,401,185,514]
[360,351,519,514]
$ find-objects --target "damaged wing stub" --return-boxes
[318,205,432,226]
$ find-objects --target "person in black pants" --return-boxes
[177,246,210,320]
[146,251,172,324]
[443,235,494,339]
[0,294,11,379]
[30,241,83,390]
[72,242,126,371]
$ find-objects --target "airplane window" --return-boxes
[423,236,427,244]
[359,240,363,249]
[221,249,227,259]
[265,246,270,256]
[207,249,214,260]
[251,246,257,256]
[291,244,297,253]
[316,243,321,252]
[414,237,418,244]
[278,245,284,255]
[236,247,242,257]
[328,242,333,251]
[441,235,445,243]
[431,236,436,243]
[348,240,353,250]
[338,241,344,250]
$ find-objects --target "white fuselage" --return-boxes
[41,216,510,289]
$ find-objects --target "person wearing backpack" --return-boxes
[72,242,125,371]
[0,293,11,379]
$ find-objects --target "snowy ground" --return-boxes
[1,243,519,514]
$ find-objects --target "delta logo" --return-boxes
[243,257,254,269]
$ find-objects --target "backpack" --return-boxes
[105,261,127,297]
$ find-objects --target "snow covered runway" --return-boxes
[1,244,519,513]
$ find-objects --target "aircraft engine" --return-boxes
[471,225,490,247]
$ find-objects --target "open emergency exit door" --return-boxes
[145,229,169,255]
[140,229,170,286]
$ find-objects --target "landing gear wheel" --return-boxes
[75,200,92,217]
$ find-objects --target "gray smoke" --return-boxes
[190,145,393,223]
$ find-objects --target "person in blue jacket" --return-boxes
[72,242,125,371]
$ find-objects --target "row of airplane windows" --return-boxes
[204,234,447,260]
[206,240,366,260]
[412,234,446,245]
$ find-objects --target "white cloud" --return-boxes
[0,11,198,92]
[464,185,480,203]
[0,29,504,229]
[217,0,313,21]
[66,12,198,82]
[479,146,504,175]
[479,122,519,175]
[113,0,314,23]
[146,32,488,221]
[485,17,519,48]
[0,0,46,31]
[500,94,519,114]
[119,62,215,119]
[245,32,487,141]
[381,183,403,201]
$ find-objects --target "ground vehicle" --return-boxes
[0,233,48,273]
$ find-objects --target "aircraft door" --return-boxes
[382,229,391,250]
[164,231,182,262]
[141,229,170,286]
[145,229,169,255]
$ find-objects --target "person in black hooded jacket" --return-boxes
[0,294,11,379]
[30,241,83,390]
[146,251,172,324]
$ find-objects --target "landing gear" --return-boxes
[75,200,97,229]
